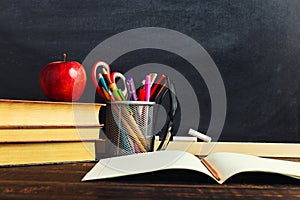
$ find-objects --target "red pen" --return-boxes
[150,74,166,99]
[138,87,146,101]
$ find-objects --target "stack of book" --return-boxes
[0,99,105,166]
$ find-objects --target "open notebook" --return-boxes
[82,150,300,184]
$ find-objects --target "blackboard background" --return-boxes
[0,0,299,142]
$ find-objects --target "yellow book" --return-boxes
[0,140,106,166]
[154,140,300,158]
[0,99,105,127]
[0,127,101,142]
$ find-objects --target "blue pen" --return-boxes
[125,77,138,101]
[98,73,110,93]
[120,129,132,154]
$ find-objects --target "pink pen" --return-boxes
[133,143,140,153]
[145,75,151,101]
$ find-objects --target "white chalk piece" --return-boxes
[173,136,197,142]
[188,129,212,142]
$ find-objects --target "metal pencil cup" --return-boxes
[104,101,155,157]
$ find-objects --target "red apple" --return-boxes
[40,54,87,101]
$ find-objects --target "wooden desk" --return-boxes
[0,159,299,200]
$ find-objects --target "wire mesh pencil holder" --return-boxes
[104,101,155,157]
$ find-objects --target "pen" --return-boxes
[102,68,118,92]
[145,75,151,101]
[120,129,131,154]
[133,143,140,153]
[98,73,110,94]
[150,74,166,99]
[125,77,138,101]
[125,135,135,153]
[138,88,145,101]
[149,73,157,86]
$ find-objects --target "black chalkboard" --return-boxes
[0,0,299,142]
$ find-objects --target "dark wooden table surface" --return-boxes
[0,159,300,200]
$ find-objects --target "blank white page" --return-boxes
[205,152,300,184]
[82,150,213,181]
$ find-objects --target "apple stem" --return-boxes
[63,53,67,62]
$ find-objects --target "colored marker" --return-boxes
[138,88,145,101]
[125,77,138,101]
[142,73,157,86]
[145,75,151,101]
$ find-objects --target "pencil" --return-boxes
[102,68,118,92]
[101,87,111,101]
[201,158,221,181]
[111,104,147,152]
[120,106,149,148]
[102,68,113,85]
[154,80,167,99]
[161,132,171,150]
